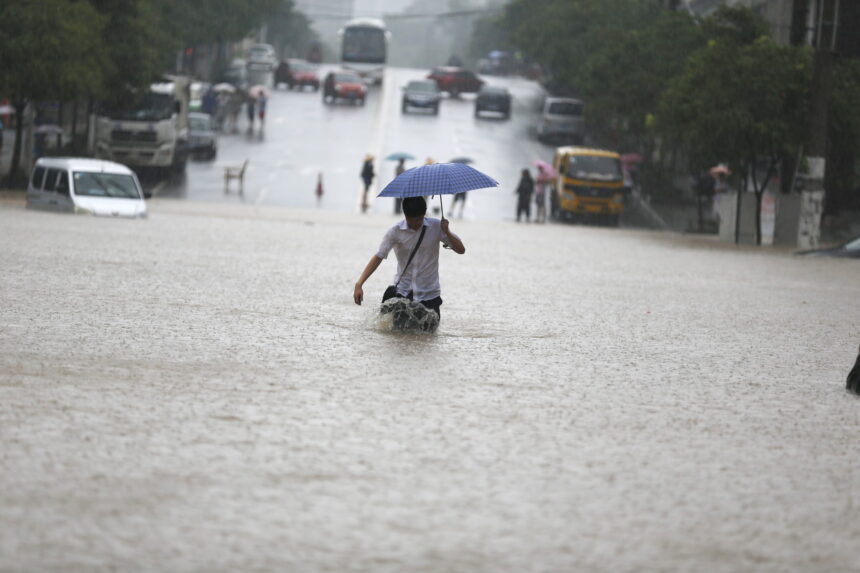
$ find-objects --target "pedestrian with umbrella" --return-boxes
[533,160,556,224]
[352,162,497,331]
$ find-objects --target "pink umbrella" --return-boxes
[533,159,557,178]
[709,164,731,176]
[621,153,643,166]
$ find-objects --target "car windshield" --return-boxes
[566,155,622,182]
[189,116,212,130]
[73,172,141,199]
[548,101,583,116]
[342,27,386,64]
[335,74,361,83]
[102,92,173,122]
[407,81,437,93]
[250,46,273,59]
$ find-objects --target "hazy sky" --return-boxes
[353,0,414,17]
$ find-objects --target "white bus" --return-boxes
[339,18,388,84]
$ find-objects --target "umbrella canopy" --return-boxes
[34,124,63,135]
[248,85,270,99]
[709,164,731,176]
[0,105,16,114]
[448,157,473,164]
[385,152,415,161]
[533,159,557,177]
[378,162,498,199]
[213,83,236,93]
[621,153,643,166]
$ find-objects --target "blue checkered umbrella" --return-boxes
[378,162,498,200]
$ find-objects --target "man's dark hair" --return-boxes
[402,196,427,217]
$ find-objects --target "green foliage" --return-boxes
[0,0,106,101]
[658,38,812,178]
[266,0,319,59]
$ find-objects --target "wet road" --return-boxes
[1,199,859,571]
[156,67,552,220]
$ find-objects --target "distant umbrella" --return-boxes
[34,124,63,135]
[533,159,557,178]
[621,153,643,166]
[0,105,15,114]
[385,152,415,161]
[709,164,731,176]
[448,157,473,164]
[248,85,270,99]
[213,83,237,93]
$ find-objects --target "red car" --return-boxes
[427,66,484,97]
[276,59,320,91]
[322,71,367,105]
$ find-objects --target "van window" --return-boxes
[72,171,141,199]
[30,167,46,189]
[43,169,61,192]
[55,171,70,195]
[547,101,583,116]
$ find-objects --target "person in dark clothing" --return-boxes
[847,344,860,394]
[393,158,406,214]
[245,96,255,132]
[515,168,534,222]
[360,154,375,213]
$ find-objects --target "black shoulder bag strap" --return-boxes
[393,225,427,289]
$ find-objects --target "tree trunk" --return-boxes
[7,101,26,187]
[71,98,79,152]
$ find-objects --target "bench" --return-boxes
[224,159,248,195]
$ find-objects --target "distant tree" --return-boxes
[657,37,812,244]
[265,0,319,60]
[469,15,509,63]
[0,0,106,185]
[576,8,705,149]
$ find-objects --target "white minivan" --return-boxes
[26,157,148,218]
[537,97,585,144]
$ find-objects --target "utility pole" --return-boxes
[797,0,839,249]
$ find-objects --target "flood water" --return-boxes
[1,200,859,571]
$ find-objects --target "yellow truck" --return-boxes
[552,146,626,226]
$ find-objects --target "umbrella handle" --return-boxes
[439,195,444,220]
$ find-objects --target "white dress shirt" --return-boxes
[376,217,450,301]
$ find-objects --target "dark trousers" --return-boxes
[516,199,531,221]
[383,289,442,320]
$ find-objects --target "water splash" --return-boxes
[375,298,439,333]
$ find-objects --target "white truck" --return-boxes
[94,74,191,177]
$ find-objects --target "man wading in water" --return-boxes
[353,196,465,328]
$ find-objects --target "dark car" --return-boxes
[796,236,860,258]
[188,112,217,160]
[276,59,320,91]
[402,80,441,115]
[427,66,484,98]
[475,86,512,119]
[322,71,367,105]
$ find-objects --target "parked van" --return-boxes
[552,146,625,226]
[26,157,148,218]
[537,97,585,144]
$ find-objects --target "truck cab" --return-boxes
[94,75,191,178]
[552,146,625,226]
